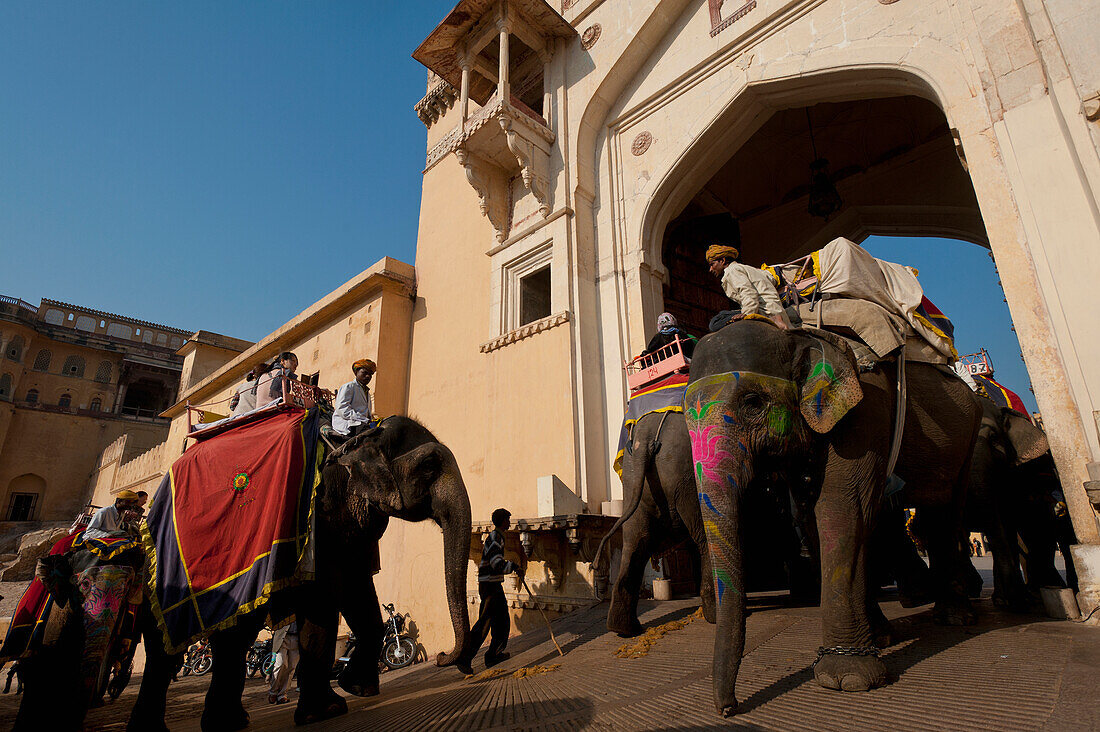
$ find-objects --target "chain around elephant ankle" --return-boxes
[812,645,881,669]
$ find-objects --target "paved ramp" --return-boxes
[16,589,1098,731]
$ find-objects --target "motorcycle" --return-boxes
[181,638,212,677]
[330,602,417,678]
[246,637,275,679]
[380,602,417,671]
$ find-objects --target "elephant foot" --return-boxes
[294,690,348,726]
[609,619,644,638]
[932,599,978,626]
[337,668,380,697]
[813,653,888,692]
[201,705,249,732]
[701,601,717,625]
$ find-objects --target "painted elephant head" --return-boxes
[34,548,143,717]
[321,416,473,668]
[684,320,861,715]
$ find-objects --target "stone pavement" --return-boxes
[3,578,1098,731]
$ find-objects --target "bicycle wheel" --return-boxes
[261,652,276,679]
[193,653,213,676]
[382,637,416,670]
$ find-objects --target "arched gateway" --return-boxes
[408,0,1100,620]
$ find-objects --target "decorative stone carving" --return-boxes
[455,147,512,245]
[562,0,577,10]
[415,79,459,128]
[581,24,601,50]
[631,131,654,156]
[708,0,757,37]
[480,311,570,352]
[430,94,555,241]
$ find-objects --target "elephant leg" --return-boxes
[676,490,716,624]
[200,616,263,732]
[128,608,181,732]
[607,521,654,637]
[293,592,347,726]
[813,474,887,693]
[334,579,384,699]
[16,648,84,732]
[920,506,978,626]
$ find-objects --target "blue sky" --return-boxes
[0,2,1037,413]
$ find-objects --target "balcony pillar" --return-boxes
[498,21,510,102]
[460,61,471,126]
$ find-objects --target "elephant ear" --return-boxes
[1002,408,1048,465]
[333,437,404,515]
[390,443,445,507]
[792,329,863,433]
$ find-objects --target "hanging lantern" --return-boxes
[808,157,843,220]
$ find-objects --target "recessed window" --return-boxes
[32,349,52,372]
[75,315,96,332]
[89,397,102,412]
[25,389,38,404]
[6,336,24,361]
[0,373,11,399]
[58,393,72,408]
[62,355,86,377]
[94,360,112,383]
[6,493,37,521]
[519,265,551,326]
[502,241,554,334]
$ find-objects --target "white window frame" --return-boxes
[501,240,553,334]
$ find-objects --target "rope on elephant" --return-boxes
[464,663,561,682]
[614,607,705,659]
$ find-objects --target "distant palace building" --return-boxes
[0,295,197,522]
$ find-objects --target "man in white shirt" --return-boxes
[706,244,790,329]
[83,490,139,540]
[333,358,376,437]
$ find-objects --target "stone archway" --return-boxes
[657,92,986,336]
[627,65,1099,607]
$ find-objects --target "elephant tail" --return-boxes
[591,430,658,574]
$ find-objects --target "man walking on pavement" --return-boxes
[458,508,524,673]
[268,619,300,704]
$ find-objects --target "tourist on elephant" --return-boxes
[83,490,139,540]
[333,358,376,437]
[268,620,300,705]
[462,508,524,671]
[705,244,790,329]
[264,351,300,404]
[643,312,696,359]
[229,369,257,417]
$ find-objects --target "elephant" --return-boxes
[127,415,473,731]
[685,319,981,716]
[593,411,717,637]
[964,398,1077,608]
[10,538,145,731]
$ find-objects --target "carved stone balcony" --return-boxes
[414,0,576,243]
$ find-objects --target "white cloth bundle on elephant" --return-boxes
[787,237,958,362]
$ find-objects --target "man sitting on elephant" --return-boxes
[83,490,140,541]
[705,244,790,330]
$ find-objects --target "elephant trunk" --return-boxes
[433,465,473,668]
[697,453,749,716]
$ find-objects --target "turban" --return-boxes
[352,358,376,374]
[705,244,740,263]
[117,490,139,501]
